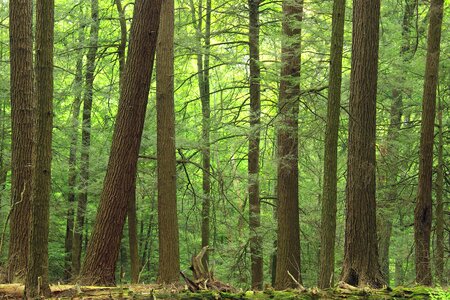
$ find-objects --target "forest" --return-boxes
[0,0,449,298]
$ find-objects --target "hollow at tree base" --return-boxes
[0,284,448,299]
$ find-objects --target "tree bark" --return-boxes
[318,0,345,289]
[156,0,180,284]
[64,27,84,281]
[7,0,33,283]
[72,0,99,277]
[341,0,383,288]
[113,0,140,284]
[79,0,163,286]
[248,0,263,290]
[24,0,53,295]
[275,0,303,290]
[414,0,443,286]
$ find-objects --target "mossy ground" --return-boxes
[0,284,448,299]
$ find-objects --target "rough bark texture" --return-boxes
[341,0,383,288]
[414,0,443,286]
[318,0,345,289]
[156,0,180,284]
[7,0,33,283]
[275,0,302,290]
[435,98,444,285]
[79,0,163,286]
[64,31,84,281]
[71,0,99,277]
[24,0,54,296]
[248,0,263,290]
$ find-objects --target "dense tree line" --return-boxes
[0,0,448,296]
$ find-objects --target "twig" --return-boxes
[287,270,306,291]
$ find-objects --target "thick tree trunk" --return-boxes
[275,0,302,290]
[341,0,383,288]
[156,0,180,284]
[318,0,345,289]
[24,0,54,296]
[64,30,84,281]
[414,0,443,286]
[79,0,163,286]
[72,0,99,276]
[7,0,33,283]
[113,0,140,284]
[248,0,263,290]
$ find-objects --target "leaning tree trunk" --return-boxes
[24,0,54,296]
[79,0,163,286]
[414,0,443,286]
[318,0,345,289]
[114,0,140,284]
[275,0,303,290]
[156,0,180,284]
[341,0,384,288]
[248,0,263,290]
[7,0,33,283]
[72,0,99,276]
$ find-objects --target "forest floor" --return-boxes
[0,283,448,299]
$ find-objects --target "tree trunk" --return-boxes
[113,0,140,284]
[318,0,345,289]
[435,96,444,285]
[24,0,53,295]
[7,0,33,283]
[72,0,99,276]
[248,0,263,290]
[189,0,212,266]
[275,0,302,290]
[64,28,84,281]
[79,0,163,286]
[341,0,383,288]
[156,0,180,284]
[414,0,443,286]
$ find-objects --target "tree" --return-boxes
[275,0,303,289]
[7,0,33,283]
[25,0,54,295]
[248,0,263,290]
[113,0,140,284]
[79,0,163,285]
[64,25,84,281]
[341,0,383,288]
[378,0,417,285]
[156,0,180,284]
[189,0,212,265]
[72,0,99,276]
[414,0,444,286]
[318,0,345,289]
